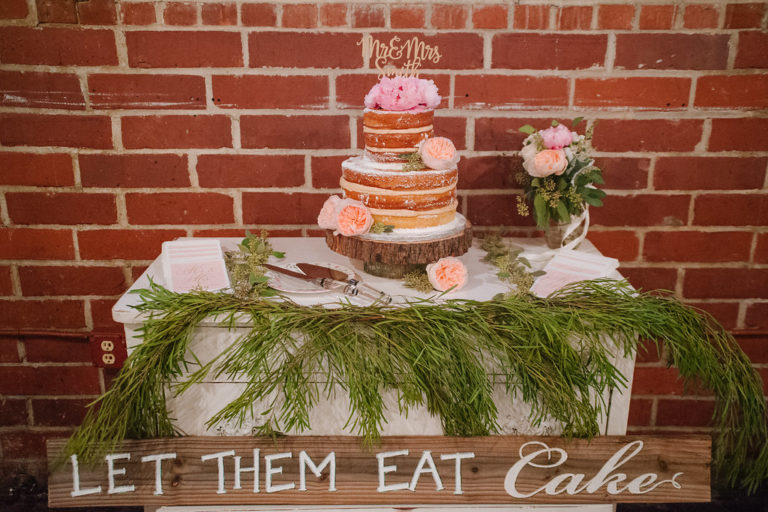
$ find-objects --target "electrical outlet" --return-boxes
[90,333,127,368]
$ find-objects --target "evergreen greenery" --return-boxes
[65,278,768,492]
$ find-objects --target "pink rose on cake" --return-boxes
[426,257,468,292]
[539,124,573,150]
[317,195,342,230]
[418,137,459,170]
[318,196,374,236]
[364,76,441,111]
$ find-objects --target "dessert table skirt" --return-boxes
[112,237,636,512]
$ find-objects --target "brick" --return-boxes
[0,27,117,66]
[319,3,346,26]
[725,3,766,29]
[0,153,74,186]
[126,31,242,68]
[695,75,768,109]
[212,75,328,109]
[90,298,123,331]
[432,4,467,29]
[683,4,719,28]
[628,399,652,427]
[735,31,768,68]
[636,338,663,364]
[80,153,189,188]
[556,6,591,30]
[249,32,362,68]
[336,73,450,109]
[2,432,47,459]
[372,32,483,70]
[710,118,768,151]
[36,0,76,23]
[757,233,768,264]
[6,192,116,225]
[458,155,516,190]
[684,268,768,299]
[164,2,197,25]
[23,335,91,363]
[472,4,507,29]
[77,0,117,25]
[434,116,466,149]
[745,303,768,330]
[122,115,232,149]
[656,399,714,427]
[33,399,90,427]
[685,302,739,330]
[202,3,237,25]
[78,229,185,260]
[493,34,606,69]
[88,73,205,110]
[0,266,12,296]
[0,300,85,330]
[0,71,84,110]
[644,231,753,263]
[597,4,634,29]
[736,335,768,363]
[591,194,690,227]
[126,192,234,225]
[615,34,729,70]
[632,366,687,395]
[596,157,649,190]
[0,398,27,427]
[120,1,155,24]
[192,228,302,238]
[693,193,768,226]
[0,0,28,19]
[513,4,549,29]
[19,265,127,296]
[587,230,639,261]
[574,77,691,109]
[197,154,304,188]
[592,119,703,152]
[0,114,112,149]
[639,5,675,29]
[241,115,349,149]
[466,195,533,226]
[283,3,317,28]
[0,336,19,363]
[0,228,74,260]
[311,155,347,189]
[241,2,276,26]
[455,74,568,109]
[242,192,328,224]
[391,5,424,28]
[352,4,385,27]
[654,157,766,190]
[0,366,99,395]
[620,267,678,292]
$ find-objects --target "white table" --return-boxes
[113,237,636,512]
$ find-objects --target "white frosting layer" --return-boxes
[363,124,433,134]
[365,145,415,153]
[367,200,457,217]
[359,213,467,241]
[340,177,454,197]
[343,156,456,177]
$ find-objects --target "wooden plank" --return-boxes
[48,435,710,508]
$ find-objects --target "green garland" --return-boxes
[66,280,768,493]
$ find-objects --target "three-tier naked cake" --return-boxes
[320,76,472,277]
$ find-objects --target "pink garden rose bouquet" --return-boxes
[364,76,441,111]
[517,119,605,229]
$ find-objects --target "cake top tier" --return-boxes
[363,76,441,112]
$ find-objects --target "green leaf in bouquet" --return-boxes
[519,124,536,134]
[249,273,269,285]
[533,193,549,227]
[557,178,568,191]
[271,250,286,258]
[556,200,571,223]
[584,196,603,207]
[530,177,541,187]
[572,117,584,127]
[551,120,559,126]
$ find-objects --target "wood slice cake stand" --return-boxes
[325,215,473,278]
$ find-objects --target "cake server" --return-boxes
[263,263,343,293]
[296,263,392,304]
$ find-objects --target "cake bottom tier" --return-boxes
[369,200,457,229]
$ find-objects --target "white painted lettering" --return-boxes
[299,451,336,492]
[140,453,176,496]
[265,452,295,493]
[105,453,135,494]
[376,450,410,492]
[233,449,259,493]
[69,454,102,497]
[409,451,443,492]
[440,452,475,495]
[201,450,235,495]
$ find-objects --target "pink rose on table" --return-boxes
[426,257,468,292]
[335,199,374,236]
[317,195,342,230]
[418,137,459,170]
[531,149,568,178]
[540,124,573,149]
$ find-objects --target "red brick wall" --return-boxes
[0,0,766,486]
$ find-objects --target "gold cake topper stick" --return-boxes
[358,35,442,79]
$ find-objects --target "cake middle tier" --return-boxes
[363,108,434,163]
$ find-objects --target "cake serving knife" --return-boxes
[296,263,392,304]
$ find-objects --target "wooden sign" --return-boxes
[48,435,710,508]
[358,35,441,78]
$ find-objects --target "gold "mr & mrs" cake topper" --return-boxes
[358,35,441,78]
